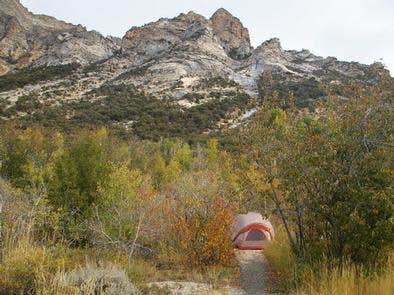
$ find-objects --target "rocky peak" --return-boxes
[0,0,119,74]
[0,2,390,138]
[254,38,283,61]
[123,11,208,43]
[210,8,251,60]
[121,10,214,62]
[0,0,73,30]
[178,11,206,22]
[260,38,282,51]
[0,0,29,19]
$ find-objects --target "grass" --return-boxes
[0,236,239,294]
[298,261,394,295]
[264,225,394,295]
[264,225,297,292]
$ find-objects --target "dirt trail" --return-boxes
[146,250,276,294]
[235,250,276,295]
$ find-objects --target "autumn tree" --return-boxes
[239,89,394,269]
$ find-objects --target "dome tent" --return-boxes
[231,212,274,250]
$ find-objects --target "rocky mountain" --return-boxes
[0,0,120,75]
[0,1,391,140]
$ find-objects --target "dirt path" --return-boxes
[235,250,275,295]
[146,250,276,294]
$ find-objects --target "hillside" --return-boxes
[0,1,391,140]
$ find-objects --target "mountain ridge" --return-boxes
[1,1,388,77]
[0,0,120,75]
[0,1,391,140]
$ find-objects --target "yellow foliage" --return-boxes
[206,138,219,162]
[168,196,235,268]
[163,159,181,185]
[98,163,142,207]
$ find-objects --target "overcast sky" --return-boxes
[21,0,394,73]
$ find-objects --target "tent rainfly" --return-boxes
[231,212,274,250]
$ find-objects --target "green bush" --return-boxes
[239,92,394,270]
[0,64,80,92]
[16,83,251,141]
[0,126,62,189]
[46,129,113,244]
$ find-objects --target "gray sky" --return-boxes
[21,0,394,73]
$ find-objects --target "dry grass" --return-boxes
[0,236,238,294]
[53,263,139,295]
[0,238,141,294]
[264,225,394,295]
[298,254,394,295]
[264,225,297,292]
[0,239,62,294]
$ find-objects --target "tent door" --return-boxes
[245,229,266,241]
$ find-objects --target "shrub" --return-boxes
[0,126,62,189]
[54,263,139,295]
[0,239,139,294]
[88,165,154,255]
[0,64,80,92]
[164,174,235,267]
[265,226,394,294]
[46,129,113,244]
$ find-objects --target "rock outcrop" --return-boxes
[0,0,120,75]
[210,8,252,60]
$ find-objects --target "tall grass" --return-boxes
[263,225,297,292]
[298,261,394,295]
[264,225,394,295]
